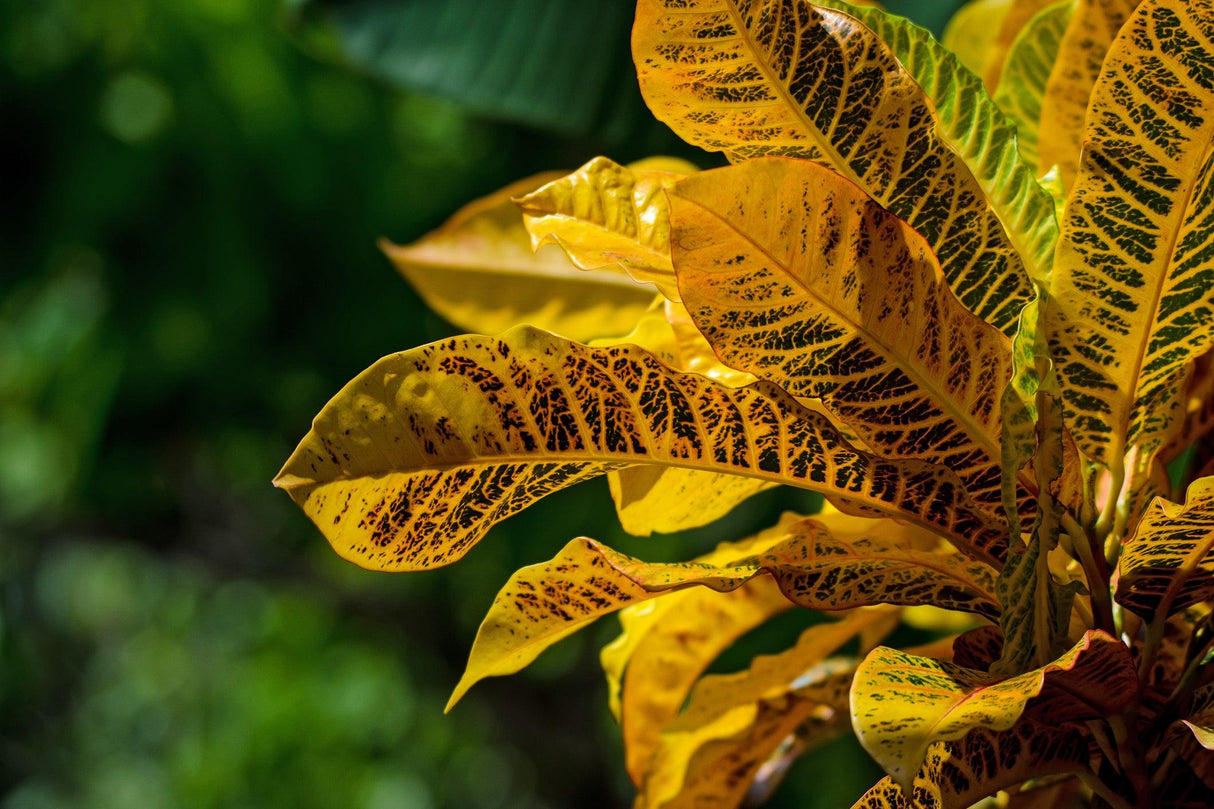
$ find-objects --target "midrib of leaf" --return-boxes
[395,245,650,289]
[674,193,1006,493]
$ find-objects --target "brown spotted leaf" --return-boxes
[1044,0,1214,464]
[851,630,1132,790]
[382,171,657,342]
[276,327,1010,572]
[670,158,1015,527]
[1116,475,1214,620]
[632,0,1041,332]
[849,719,1093,808]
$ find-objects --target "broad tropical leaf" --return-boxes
[275,328,1011,572]
[517,156,694,301]
[1116,475,1214,619]
[943,0,1015,76]
[1044,0,1214,464]
[983,0,1065,88]
[851,630,1133,789]
[850,720,1093,808]
[632,0,1041,332]
[670,158,1015,523]
[993,0,1075,170]
[450,510,998,707]
[1036,0,1143,190]
[382,172,657,341]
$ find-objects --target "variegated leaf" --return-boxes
[1044,0,1214,464]
[993,0,1075,171]
[632,0,1041,332]
[276,328,1010,572]
[850,720,1093,808]
[451,511,999,707]
[1116,475,1214,619]
[516,156,695,301]
[670,158,1015,526]
[1037,0,1143,190]
[851,630,1132,790]
[382,171,657,341]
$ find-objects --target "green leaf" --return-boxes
[1044,0,1214,464]
[993,0,1076,171]
[851,630,1133,790]
[632,0,1043,332]
[276,328,1010,572]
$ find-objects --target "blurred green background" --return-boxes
[1,1,965,807]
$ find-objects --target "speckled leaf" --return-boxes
[943,0,1015,76]
[1044,0,1214,464]
[276,328,1010,572]
[671,158,1015,537]
[517,156,696,301]
[451,509,998,707]
[632,0,1041,332]
[849,719,1093,808]
[1116,476,1214,619]
[381,172,657,342]
[851,630,1132,790]
[993,0,1075,170]
[1037,0,1143,190]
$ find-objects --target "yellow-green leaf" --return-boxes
[276,327,1010,572]
[1037,0,1143,191]
[382,172,657,341]
[1044,0,1214,465]
[670,158,1015,528]
[451,511,998,708]
[851,630,1133,790]
[516,156,695,302]
[632,0,1041,332]
[944,0,1015,77]
[993,0,1075,170]
[984,0,1065,89]
[1116,475,1214,620]
[850,720,1093,808]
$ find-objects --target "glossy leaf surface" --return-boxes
[1044,0,1214,463]
[276,328,1009,572]
[632,0,1039,332]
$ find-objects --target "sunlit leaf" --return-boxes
[850,720,1093,808]
[983,0,1065,88]
[851,630,1133,789]
[670,158,1015,527]
[1116,475,1214,620]
[943,0,1015,76]
[993,0,1075,170]
[516,156,696,301]
[276,328,1010,572]
[1044,0,1214,464]
[381,172,657,341]
[1036,0,1143,190]
[632,0,1041,332]
[450,510,998,707]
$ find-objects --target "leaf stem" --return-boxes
[1062,512,1115,634]
[1078,770,1134,809]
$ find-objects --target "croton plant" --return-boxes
[277,0,1214,805]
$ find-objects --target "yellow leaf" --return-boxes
[1044,0,1214,465]
[1037,0,1143,191]
[381,171,657,342]
[984,0,1065,89]
[849,720,1093,808]
[632,0,1040,332]
[669,158,1015,528]
[993,1,1075,171]
[944,0,1015,77]
[450,510,998,707]
[276,328,1009,572]
[851,630,1133,790]
[1116,475,1214,620]
[516,156,695,302]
